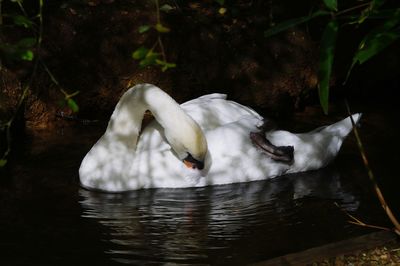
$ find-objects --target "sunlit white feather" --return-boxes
[79,84,361,191]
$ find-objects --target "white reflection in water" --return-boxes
[79,167,359,265]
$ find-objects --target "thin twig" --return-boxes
[154,0,168,62]
[2,86,28,157]
[40,60,60,86]
[348,221,393,231]
[149,40,158,52]
[16,0,28,17]
[334,203,392,232]
[154,0,167,62]
[1,63,37,162]
[158,36,166,61]
[0,0,3,26]
[37,0,43,46]
[40,60,79,99]
[155,0,160,24]
[345,100,400,236]
[336,2,371,17]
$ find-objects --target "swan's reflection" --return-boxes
[79,167,359,265]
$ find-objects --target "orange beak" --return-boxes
[182,154,205,170]
[183,159,196,169]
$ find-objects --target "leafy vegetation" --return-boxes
[265,0,400,114]
[1,0,399,167]
[131,0,176,72]
[0,0,80,166]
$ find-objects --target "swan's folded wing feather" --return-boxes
[184,93,227,103]
[182,97,262,131]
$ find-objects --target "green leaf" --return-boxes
[155,23,171,33]
[139,58,156,68]
[12,15,33,28]
[264,10,329,38]
[0,43,34,61]
[139,51,160,68]
[156,59,176,72]
[0,159,7,167]
[159,4,174,13]
[19,50,34,61]
[132,46,149,60]
[215,0,225,6]
[138,25,151,34]
[348,31,399,76]
[67,98,79,113]
[354,0,387,24]
[318,20,339,115]
[346,10,400,81]
[322,0,337,11]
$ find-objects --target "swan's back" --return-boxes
[181,94,262,131]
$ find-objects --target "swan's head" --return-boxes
[164,119,208,170]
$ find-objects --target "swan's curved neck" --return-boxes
[106,84,207,160]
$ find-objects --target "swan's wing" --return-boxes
[187,93,227,102]
[205,116,290,185]
[181,96,263,131]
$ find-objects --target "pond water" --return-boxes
[0,108,398,265]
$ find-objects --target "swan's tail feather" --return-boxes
[322,113,362,138]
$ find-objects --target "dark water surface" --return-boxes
[0,109,398,265]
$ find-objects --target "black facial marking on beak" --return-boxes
[183,153,204,170]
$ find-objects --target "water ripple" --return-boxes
[79,166,361,265]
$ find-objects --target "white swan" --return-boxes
[79,83,361,192]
